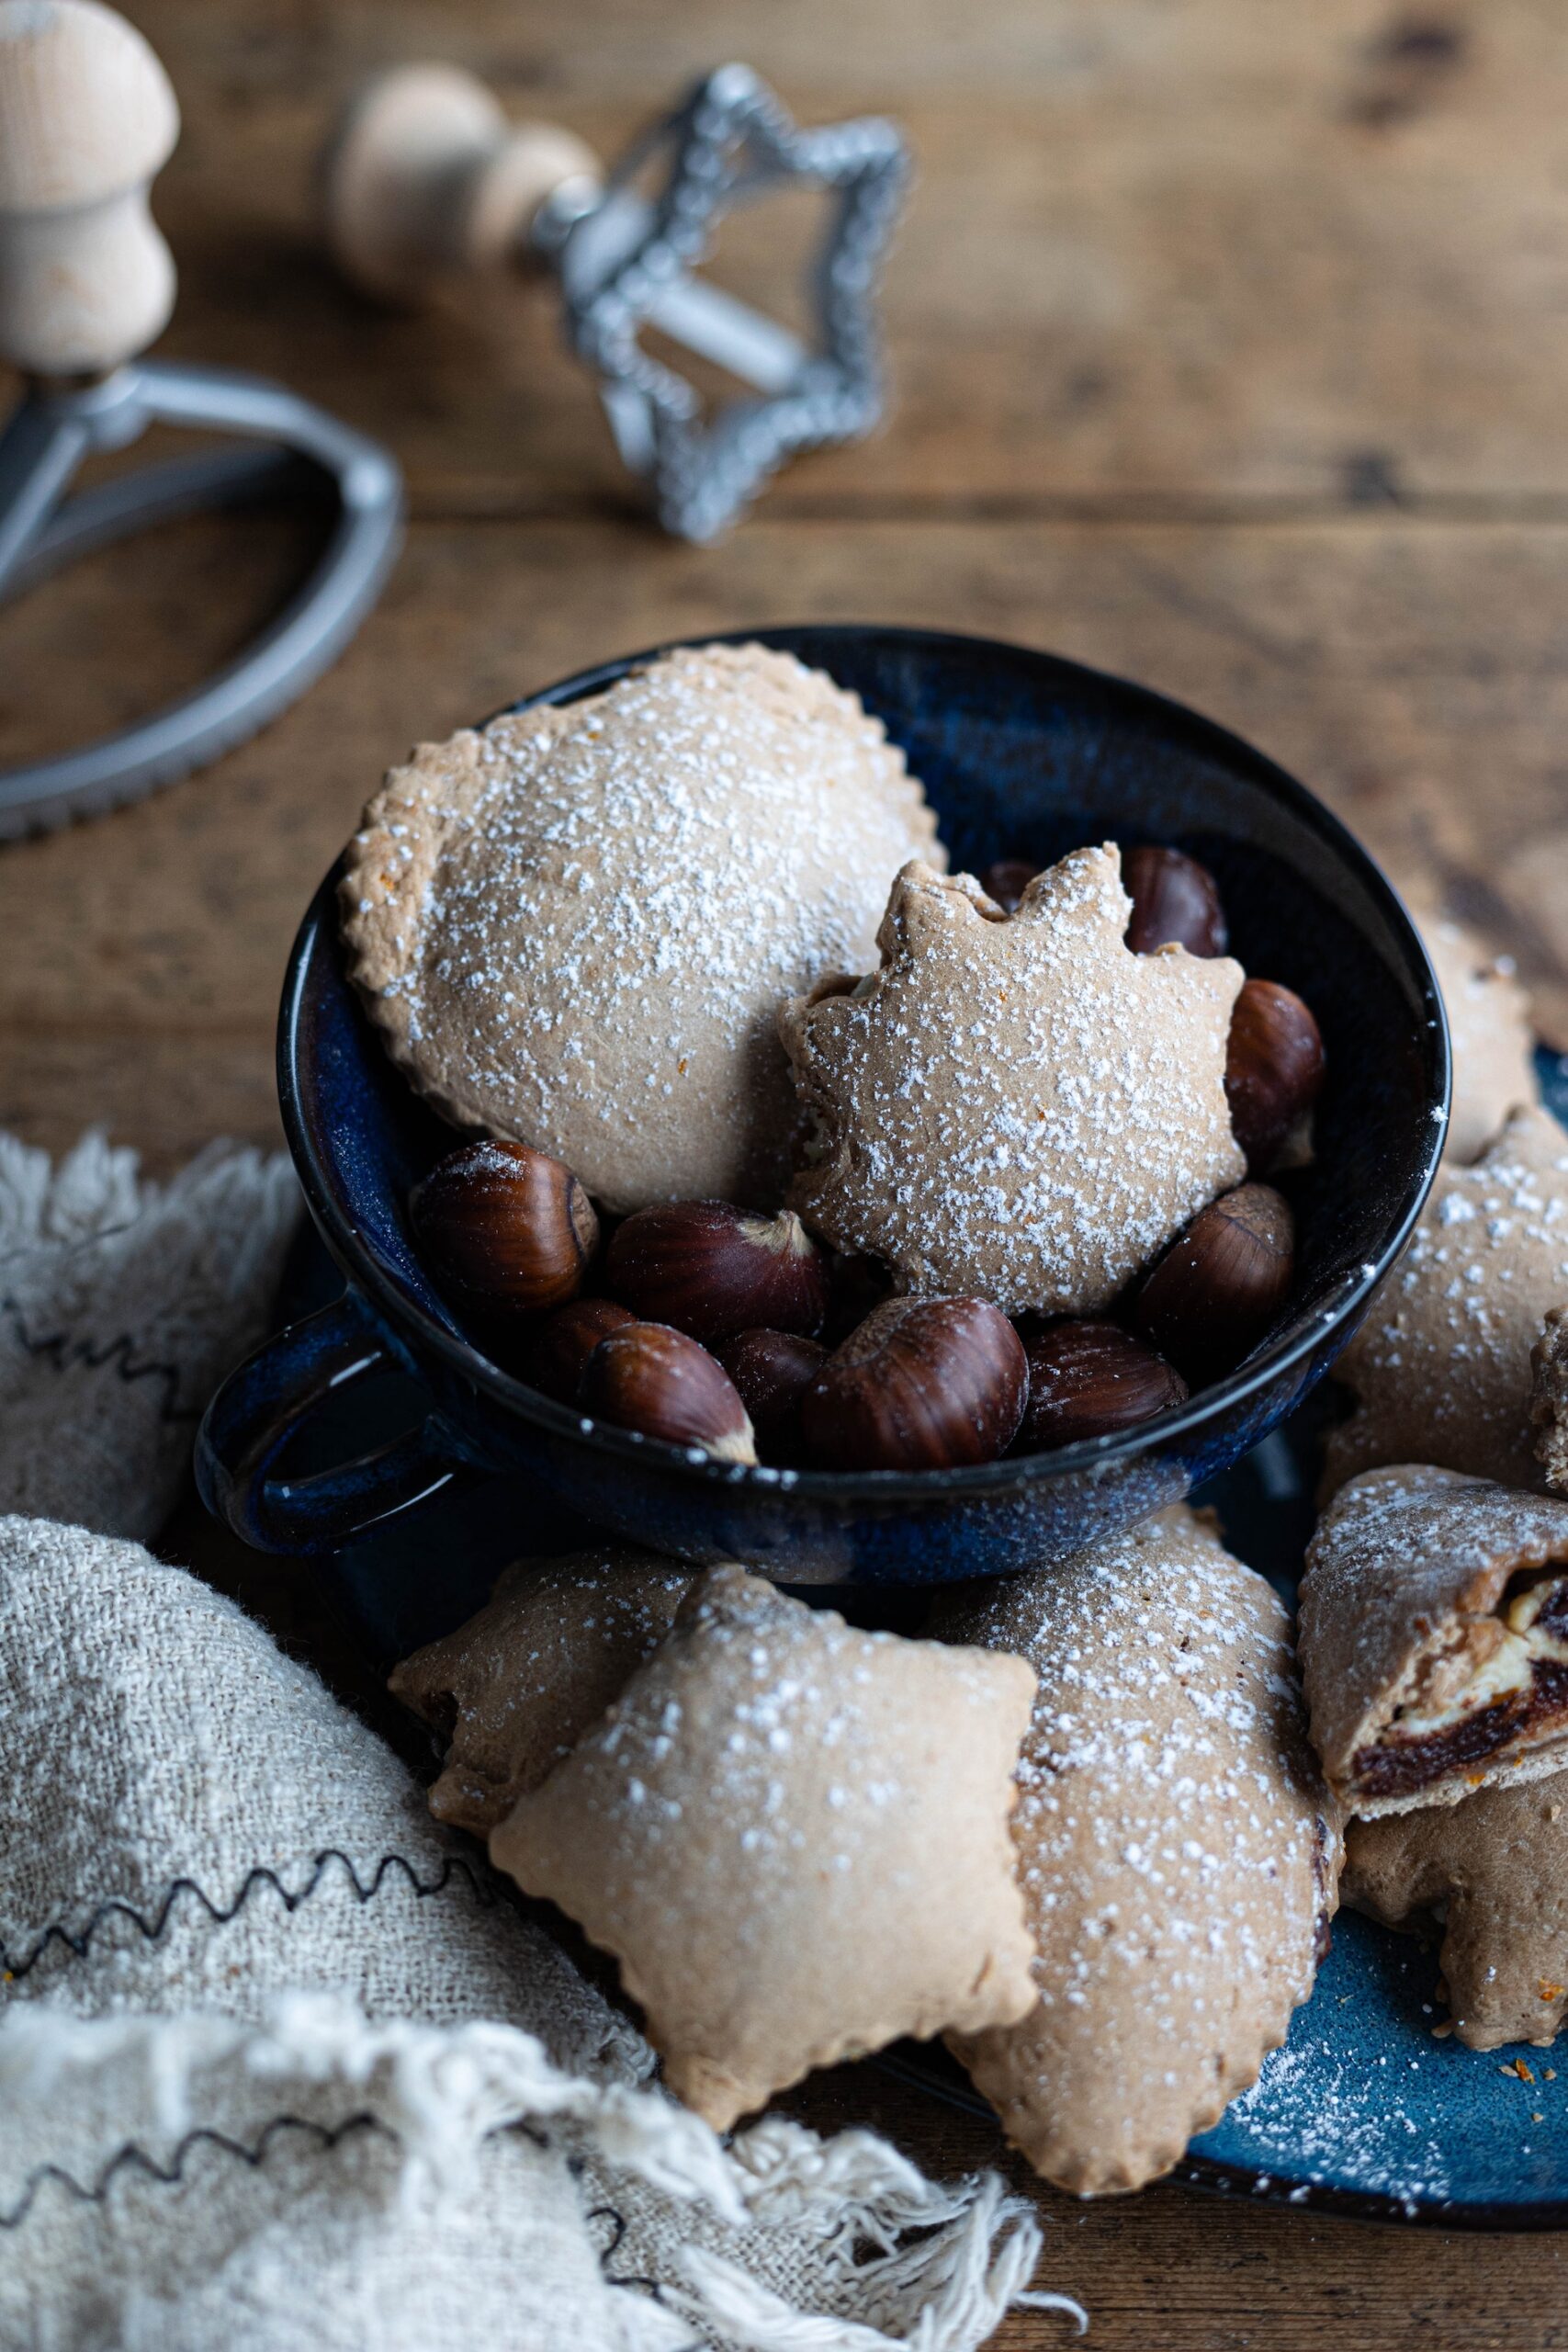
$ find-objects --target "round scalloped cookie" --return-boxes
[936,1505,1337,2195]
[340,643,942,1214]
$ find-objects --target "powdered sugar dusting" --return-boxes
[390,1546,694,1831]
[341,644,942,1213]
[1326,1103,1568,1495]
[491,1566,1038,2128]
[940,1508,1332,2194]
[1299,1464,1568,1808]
[781,848,1246,1315]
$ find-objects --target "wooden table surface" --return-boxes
[8,2,1568,2342]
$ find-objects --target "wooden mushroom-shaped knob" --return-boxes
[0,0,179,375]
[322,62,602,305]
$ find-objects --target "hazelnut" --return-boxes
[1134,1182,1295,1385]
[526,1295,636,1403]
[716,1329,829,1462]
[801,1295,1028,1473]
[412,1140,598,1321]
[604,1199,830,1346]
[979,857,1041,914]
[1122,845,1229,958]
[581,1320,757,1464]
[1225,978,1325,1172]
[1018,1320,1188,1451]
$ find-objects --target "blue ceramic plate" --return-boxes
[297,1028,1568,2226]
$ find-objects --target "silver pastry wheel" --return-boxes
[0,0,404,840]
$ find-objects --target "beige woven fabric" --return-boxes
[0,1134,1083,2352]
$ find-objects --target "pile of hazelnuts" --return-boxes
[409,846,1325,1476]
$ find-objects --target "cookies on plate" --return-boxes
[1300,1465,1568,1816]
[389,1547,694,1832]
[779,848,1246,1316]
[934,1506,1337,2195]
[1346,1779,1568,2049]
[490,1565,1038,2130]
[1323,1104,1568,1497]
[1417,911,1538,1165]
[341,644,942,1214]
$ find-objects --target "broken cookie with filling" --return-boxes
[490,1566,1038,2131]
[1300,1464,1568,1816]
[932,1506,1337,2196]
[779,847,1246,1317]
[390,1547,694,1832]
[1346,1777,1568,2049]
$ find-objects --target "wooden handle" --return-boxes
[0,0,179,374]
[322,62,601,305]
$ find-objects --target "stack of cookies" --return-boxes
[345,644,1567,2191]
[1301,928,1568,2053]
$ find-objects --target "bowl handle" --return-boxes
[196,1292,468,1554]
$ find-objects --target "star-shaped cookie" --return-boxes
[1347,1778,1568,2049]
[490,1566,1038,2130]
[389,1547,694,1833]
[1324,1103,1568,1497]
[779,849,1247,1317]
[933,1507,1337,2194]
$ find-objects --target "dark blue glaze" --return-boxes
[197,626,1450,1576]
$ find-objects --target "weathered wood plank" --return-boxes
[10,3,1568,512]
[5,511,1567,1177]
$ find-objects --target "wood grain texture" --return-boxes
[8,1,1568,2340]
[11,3,1568,514]
[6,511,1568,1173]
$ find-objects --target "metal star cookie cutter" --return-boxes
[325,61,909,545]
[541,65,910,544]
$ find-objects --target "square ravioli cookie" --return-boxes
[389,1548,694,1833]
[490,1566,1038,2131]
[1346,1779,1568,2049]
[932,1507,1337,2196]
[1300,1465,1568,1816]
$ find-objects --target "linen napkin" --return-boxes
[0,1128,1085,2351]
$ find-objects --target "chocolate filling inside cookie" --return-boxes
[1349,1572,1568,1802]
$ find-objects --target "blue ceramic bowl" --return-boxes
[197,625,1449,1577]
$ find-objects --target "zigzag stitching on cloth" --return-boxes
[1,2120,685,2346]
[0,1293,198,1425]
[585,2202,706,2351]
[0,2111,385,2231]
[1,1850,499,1982]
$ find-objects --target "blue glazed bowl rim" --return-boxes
[281,622,1451,1500]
